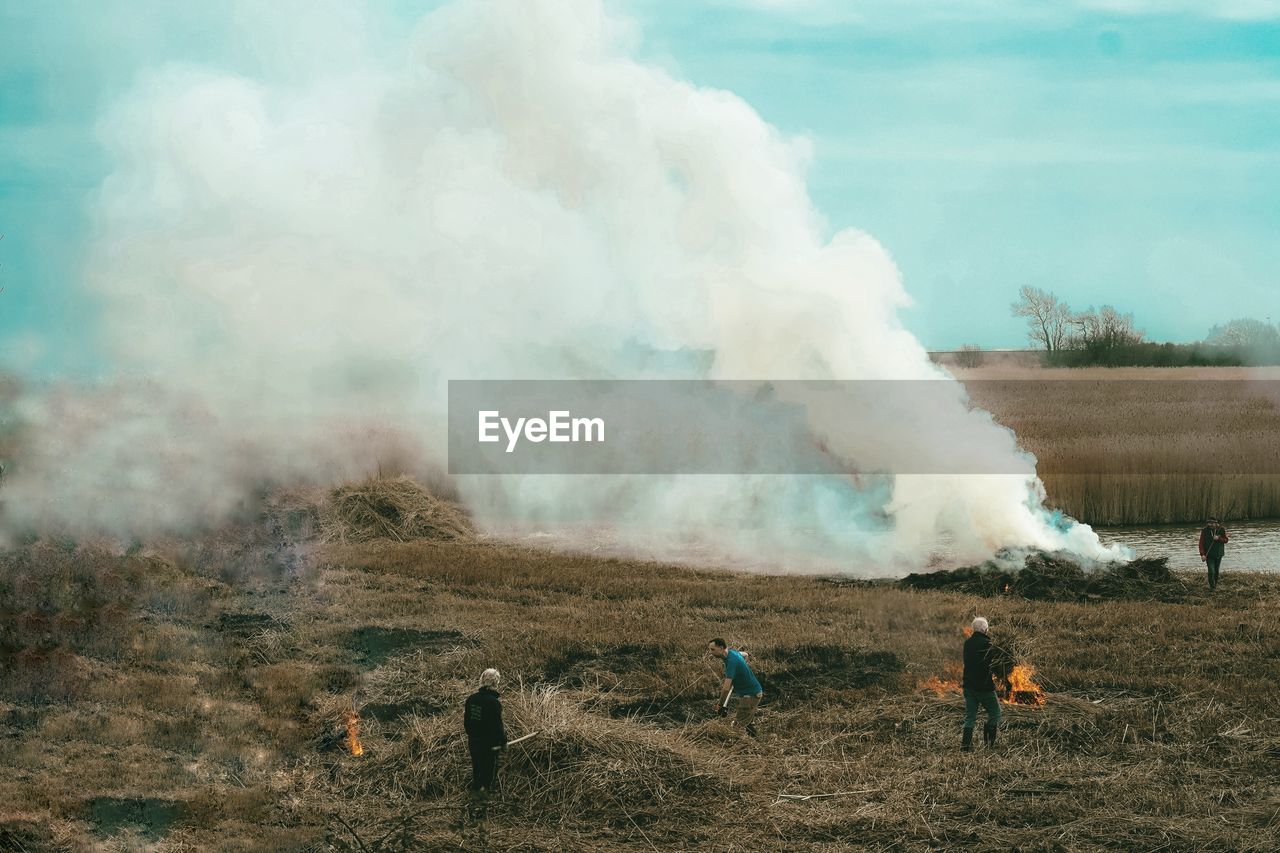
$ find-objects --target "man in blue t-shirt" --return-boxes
[708,638,763,737]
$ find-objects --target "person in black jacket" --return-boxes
[962,617,1002,751]
[1198,517,1229,590]
[464,668,508,799]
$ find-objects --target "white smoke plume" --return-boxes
[2,0,1121,571]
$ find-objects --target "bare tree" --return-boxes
[1205,318,1279,348]
[1068,305,1143,351]
[1011,285,1070,352]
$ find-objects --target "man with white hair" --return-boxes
[962,617,1001,751]
[464,668,508,800]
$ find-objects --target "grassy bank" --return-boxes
[956,366,1280,525]
[3,526,1278,850]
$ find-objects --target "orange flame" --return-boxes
[343,710,364,756]
[917,662,963,697]
[918,662,1046,707]
[1002,664,1046,706]
[917,675,961,697]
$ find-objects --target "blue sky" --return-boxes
[2,0,1279,373]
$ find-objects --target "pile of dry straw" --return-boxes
[268,476,475,545]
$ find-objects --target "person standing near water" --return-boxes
[1199,517,1229,590]
[962,617,1001,751]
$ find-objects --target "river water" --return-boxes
[503,519,1279,574]
[1095,520,1280,572]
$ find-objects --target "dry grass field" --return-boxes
[3,501,1279,850]
[955,366,1280,524]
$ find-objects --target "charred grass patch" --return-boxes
[343,626,472,667]
[607,695,708,727]
[541,642,666,687]
[213,610,288,636]
[360,698,448,723]
[0,820,60,852]
[758,644,904,704]
[82,796,184,841]
[901,551,1187,602]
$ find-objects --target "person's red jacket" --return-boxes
[1198,525,1230,557]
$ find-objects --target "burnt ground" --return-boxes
[213,611,289,636]
[756,644,904,704]
[343,626,472,667]
[608,695,709,727]
[900,551,1186,602]
[601,644,904,726]
[541,643,667,687]
[82,797,184,841]
[4,533,1279,850]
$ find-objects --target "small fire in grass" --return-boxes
[918,674,961,697]
[1002,663,1046,706]
[917,662,1046,706]
[917,662,963,697]
[342,710,364,756]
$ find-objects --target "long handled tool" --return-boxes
[492,730,540,751]
[717,691,739,724]
[776,788,876,803]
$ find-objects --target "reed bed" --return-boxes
[956,366,1280,524]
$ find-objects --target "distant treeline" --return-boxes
[1010,286,1280,368]
[1042,341,1280,368]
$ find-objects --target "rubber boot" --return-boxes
[468,788,490,823]
[984,724,998,748]
[961,727,974,751]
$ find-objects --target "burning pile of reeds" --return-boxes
[916,661,1046,706]
[899,551,1186,602]
[319,476,475,544]
[1002,663,1047,706]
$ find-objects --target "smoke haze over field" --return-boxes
[1,0,1121,569]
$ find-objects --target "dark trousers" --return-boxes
[469,744,498,793]
[1207,555,1223,589]
[963,689,1001,729]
